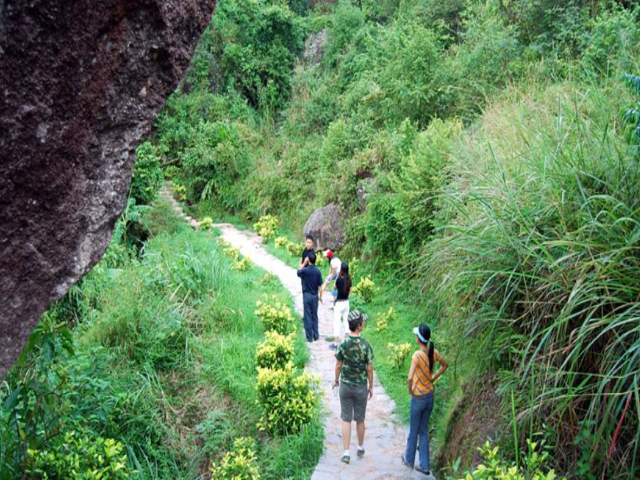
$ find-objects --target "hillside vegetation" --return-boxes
[145,0,639,478]
[2,0,640,479]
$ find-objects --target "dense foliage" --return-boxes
[3,0,640,478]
[141,0,639,477]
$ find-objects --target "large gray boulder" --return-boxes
[303,204,346,251]
[0,0,216,379]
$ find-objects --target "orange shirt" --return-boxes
[411,349,441,395]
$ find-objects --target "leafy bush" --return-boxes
[387,342,412,370]
[211,0,305,110]
[375,307,397,333]
[199,216,214,230]
[352,276,377,303]
[274,236,288,248]
[211,437,260,480]
[256,331,294,370]
[232,256,252,271]
[131,141,164,205]
[253,214,279,240]
[223,245,241,260]
[178,121,249,210]
[453,441,565,480]
[26,431,130,480]
[255,298,296,335]
[286,241,301,257]
[256,363,319,435]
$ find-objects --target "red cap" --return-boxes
[325,250,333,259]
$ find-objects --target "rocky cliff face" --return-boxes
[0,0,216,379]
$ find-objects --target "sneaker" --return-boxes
[341,453,350,464]
[401,454,412,469]
[415,465,431,476]
[357,447,365,458]
[329,343,338,351]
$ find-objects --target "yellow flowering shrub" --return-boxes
[275,236,288,248]
[352,276,378,303]
[255,297,296,334]
[256,331,294,370]
[199,216,214,231]
[27,431,130,479]
[253,215,279,240]
[375,307,397,333]
[232,256,251,271]
[211,437,260,480]
[286,241,300,257]
[388,342,412,369]
[173,183,187,201]
[455,441,564,480]
[256,363,319,435]
[223,245,241,260]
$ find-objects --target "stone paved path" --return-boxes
[162,186,434,480]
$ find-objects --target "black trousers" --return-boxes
[302,292,319,341]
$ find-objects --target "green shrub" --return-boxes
[286,241,301,257]
[352,276,377,303]
[387,342,412,370]
[256,363,319,435]
[255,298,296,335]
[131,141,164,205]
[256,331,295,370]
[212,0,305,110]
[199,216,214,231]
[253,214,279,240]
[375,307,397,333]
[178,121,250,210]
[223,245,241,260]
[26,431,130,480]
[453,441,565,480]
[232,256,252,271]
[274,236,288,248]
[211,437,260,480]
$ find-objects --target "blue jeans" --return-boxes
[405,392,434,471]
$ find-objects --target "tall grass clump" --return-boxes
[420,77,640,478]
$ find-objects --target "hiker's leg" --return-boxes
[333,303,342,341]
[353,384,368,447]
[356,421,365,447]
[339,382,354,451]
[404,395,422,466]
[310,294,319,340]
[302,294,313,341]
[418,392,434,472]
[342,421,352,451]
[341,301,350,340]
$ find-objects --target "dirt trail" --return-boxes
[162,187,433,479]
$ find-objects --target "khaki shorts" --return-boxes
[339,382,368,422]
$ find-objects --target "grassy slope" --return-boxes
[0,199,322,480]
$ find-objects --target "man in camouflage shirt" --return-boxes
[334,310,374,464]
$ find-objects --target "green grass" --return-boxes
[0,200,322,480]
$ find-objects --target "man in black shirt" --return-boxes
[300,235,315,267]
[297,252,323,342]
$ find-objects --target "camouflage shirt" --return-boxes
[336,336,374,386]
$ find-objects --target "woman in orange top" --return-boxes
[401,324,448,476]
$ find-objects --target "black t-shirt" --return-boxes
[300,248,314,263]
[335,277,350,301]
[297,265,323,295]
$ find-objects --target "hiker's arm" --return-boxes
[334,360,343,387]
[432,353,449,384]
[407,356,417,395]
[367,363,374,399]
